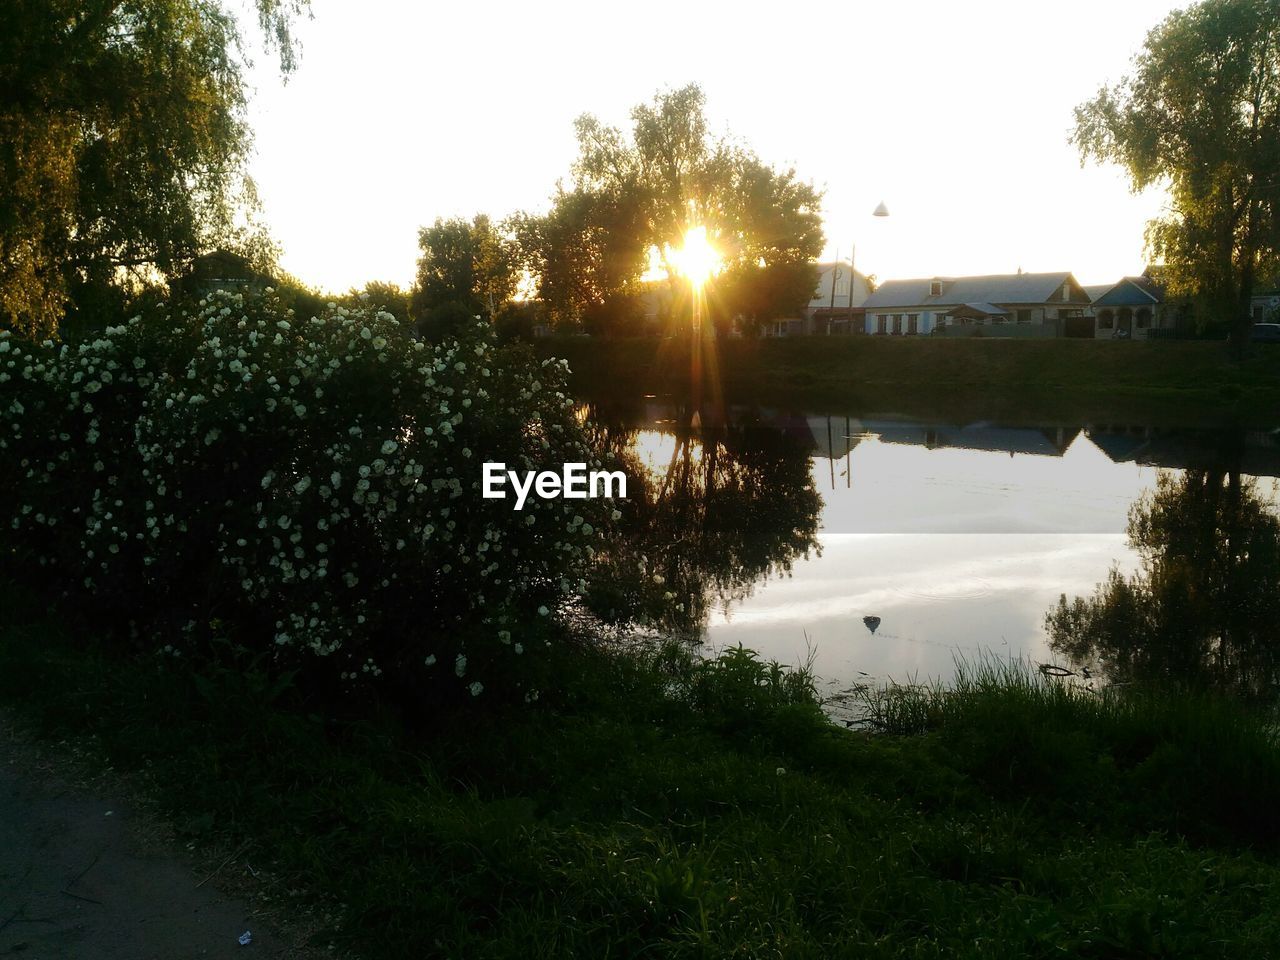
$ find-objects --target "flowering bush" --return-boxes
[0,290,616,699]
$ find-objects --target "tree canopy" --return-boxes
[1072,0,1280,354]
[517,85,825,333]
[1048,463,1280,696]
[0,0,308,338]
[411,215,520,340]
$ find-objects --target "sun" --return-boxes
[669,225,722,288]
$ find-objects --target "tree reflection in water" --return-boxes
[1047,467,1280,697]
[581,403,822,637]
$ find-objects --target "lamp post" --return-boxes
[847,201,889,332]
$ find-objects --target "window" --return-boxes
[1137,309,1151,329]
[907,314,918,335]
[835,278,849,297]
[1098,310,1114,330]
[1017,309,1032,323]
[893,314,903,335]
[877,314,887,334]
[929,280,943,297]
[1254,305,1265,322]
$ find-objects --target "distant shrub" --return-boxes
[0,290,618,702]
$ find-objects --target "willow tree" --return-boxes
[0,0,308,338]
[1072,0,1280,357]
[518,84,825,333]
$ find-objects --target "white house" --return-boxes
[862,272,1093,337]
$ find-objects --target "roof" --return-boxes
[1082,284,1111,302]
[863,272,1086,310]
[1091,276,1164,307]
[949,302,1010,318]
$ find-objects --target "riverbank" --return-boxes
[4,586,1280,958]
[538,337,1280,425]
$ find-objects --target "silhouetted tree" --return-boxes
[515,85,824,335]
[411,215,518,339]
[1072,0,1280,357]
[1048,467,1280,697]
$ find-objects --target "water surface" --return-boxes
[596,401,1280,697]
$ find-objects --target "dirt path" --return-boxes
[0,720,317,959]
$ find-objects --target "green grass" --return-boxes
[4,591,1280,958]
[538,337,1280,424]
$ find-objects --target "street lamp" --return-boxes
[845,201,890,332]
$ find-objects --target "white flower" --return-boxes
[469,681,483,697]
[454,654,467,677]
[424,654,436,667]
[537,605,549,616]
[294,477,311,495]
[381,440,397,455]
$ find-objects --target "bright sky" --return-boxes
[243,0,1187,294]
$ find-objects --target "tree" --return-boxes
[343,281,412,326]
[1072,0,1280,357]
[509,190,649,331]
[411,215,519,339]
[1047,463,1280,697]
[517,84,824,334]
[0,0,308,339]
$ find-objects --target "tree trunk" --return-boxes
[1229,206,1260,361]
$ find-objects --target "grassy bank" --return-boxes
[4,588,1280,958]
[538,337,1280,424]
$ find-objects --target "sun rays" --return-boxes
[668,225,722,289]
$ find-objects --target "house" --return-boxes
[761,261,872,337]
[1252,288,1280,324]
[171,250,273,300]
[862,272,1093,337]
[1088,275,1172,338]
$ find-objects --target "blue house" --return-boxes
[1088,276,1169,339]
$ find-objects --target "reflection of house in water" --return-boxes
[1087,425,1280,479]
[803,416,1079,460]
[798,415,1080,489]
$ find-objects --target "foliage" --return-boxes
[411,215,519,336]
[1072,0,1280,354]
[717,260,820,336]
[0,290,618,701]
[346,281,412,327]
[515,85,824,334]
[6,603,1280,958]
[0,0,307,339]
[509,191,648,331]
[860,657,1280,849]
[539,335,1280,423]
[1047,469,1280,696]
